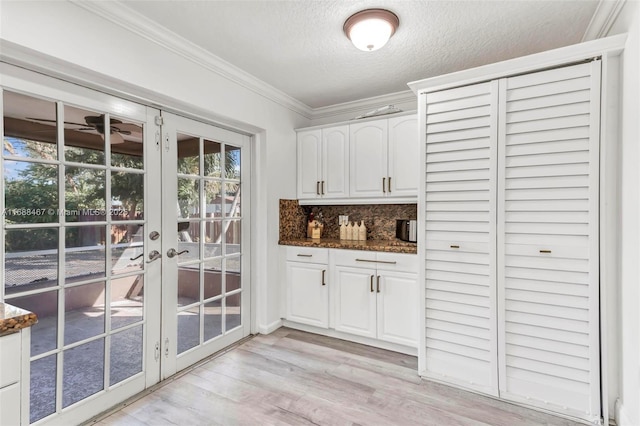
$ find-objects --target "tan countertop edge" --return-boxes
[0,302,38,337]
[279,238,417,254]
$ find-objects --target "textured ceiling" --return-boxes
[122,0,599,109]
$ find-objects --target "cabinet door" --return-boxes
[286,261,328,328]
[424,81,499,396]
[297,129,322,199]
[0,383,20,426]
[349,120,388,198]
[333,265,377,338]
[322,125,349,198]
[376,271,419,347]
[388,115,419,197]
[496,61,601,421]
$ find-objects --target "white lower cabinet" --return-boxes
[0,330,28,426]
[284,247,418,350]
[332,250,419,348]
[285,247,329,328]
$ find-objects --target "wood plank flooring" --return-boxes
[93,328,582,426]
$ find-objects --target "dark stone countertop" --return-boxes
[0,303,38,337]
[279,238,417,254]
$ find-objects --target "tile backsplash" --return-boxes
[279,199,417,241]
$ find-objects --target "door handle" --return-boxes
[321,180,325,195]
[382,177,386,193]
[388,176,391,193]
[316,181,320,195]
[322,270,326,286]
[370,275,374,292]
[376,275,381,293]
[130,253,143,261]
[167,248,189,258]
[146,250,162,263]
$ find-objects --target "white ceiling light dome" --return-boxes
[343,9,400,52]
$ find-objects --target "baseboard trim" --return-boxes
[257,319,283,335]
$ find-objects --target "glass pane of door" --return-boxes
[2,88,155,424]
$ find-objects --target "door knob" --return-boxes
[167,248,189,258]
[146,250,162,263]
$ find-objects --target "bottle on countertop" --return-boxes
[358,220,367,241]
[340,220,347,240]
[346,221,354,240]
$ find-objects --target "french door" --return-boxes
[0,64,251,425]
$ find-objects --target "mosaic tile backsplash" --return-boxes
[279,199,417,241]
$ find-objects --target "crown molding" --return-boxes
[70,0,314,119]
[310,90,416,121]
[582,0,626,41]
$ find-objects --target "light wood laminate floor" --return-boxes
[94,327,582,426]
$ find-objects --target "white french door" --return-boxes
[0,64,251,425]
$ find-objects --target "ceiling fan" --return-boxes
[26,114,142,144]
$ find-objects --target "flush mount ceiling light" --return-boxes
[343,9,399,52]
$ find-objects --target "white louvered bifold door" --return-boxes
[497,61,601,422]
[424,81,499,396]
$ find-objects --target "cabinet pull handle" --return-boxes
[321,180,325,195]
[382,177,386,193]
[388,177,391,193]
[450,245,460,249]
[376,275,381,293]
[370,275,374,292]
[539,249,552,254]
[316,181,320,195]
[322,270,326,286]
[355,259,397,265]
[297,254,313,257]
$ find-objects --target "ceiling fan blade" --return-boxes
[26,117,88,127]
[110,122,142,133]
[110,132,125,145]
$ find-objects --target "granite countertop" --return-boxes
[279,238,417,254]
[0,303,38,336]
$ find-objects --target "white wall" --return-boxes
[0,1,309,333]
[606,1,640,425]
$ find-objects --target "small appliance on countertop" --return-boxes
[396,219,417,243]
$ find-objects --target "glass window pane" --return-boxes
[177,221,198,259]
[178,177,199,219]
[177,306,200,354]
[63,105,105,165]
[4,160,58,224]
[224,182,240,217]
[65,281,105,345]
[203,220,221,258]
[204,299,222,342]
[203,140,221,177]
[109,115,143,168]
[30,354,57,423]
[63,338,105,407]
[110,325,143,385]
[111,224,144,275]
[111,171,144,221]
[204,258,222,300]
[225,257,241,293]
[64,167,106,222]
[8,291,58,356]
[111,275,144,330]
[177,133,199,175]
[4,228,58,294]
[204,180,222,218]
[225,293,241,332]
[3,91,58,160]
[178,265,199,307]
[224,219,241,255]
[65,226,106,283]
[224,144,241,180]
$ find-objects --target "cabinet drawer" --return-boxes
[332,250,376,268]
[286,247,328,264]
[0,382,20,426]
[0,332,20,388]
[376,252,418,273]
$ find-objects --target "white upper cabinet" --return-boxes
[388,115,419,196]
[296,113,418,203]
[350,116,419,199]
[297,125,349,200]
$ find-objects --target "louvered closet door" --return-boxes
[424,81,498,396]
[497,61,601,422]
